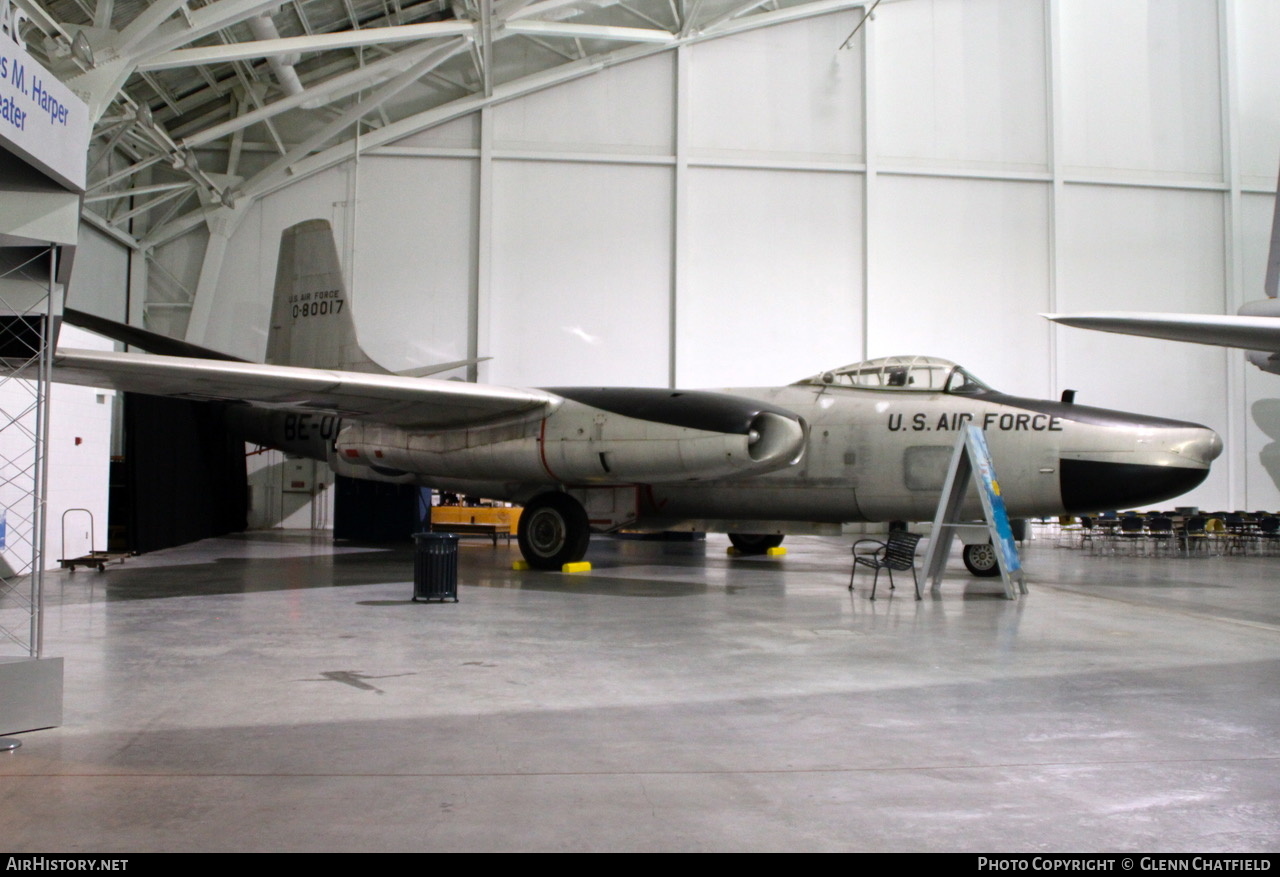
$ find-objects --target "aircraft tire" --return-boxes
[728,533,785,555]
[962,542,1001,577]
[518,492,590,570]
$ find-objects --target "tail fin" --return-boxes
[266,219,387,374]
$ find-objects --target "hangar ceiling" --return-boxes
[18,0,873,251]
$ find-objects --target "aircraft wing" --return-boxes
[1043,312,1280,351]
[40,348,558,429]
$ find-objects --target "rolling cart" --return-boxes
[57,509,126,572]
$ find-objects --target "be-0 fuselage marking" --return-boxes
[283,413,340,442]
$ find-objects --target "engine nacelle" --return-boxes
[326,444,419,484]
[540,409,804,482]
[333,393,807,486]
[335,417,546,482]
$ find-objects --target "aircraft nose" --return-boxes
[1181,427,1223,467]
[1059,422,1221,512]
[1132,423,1223,467]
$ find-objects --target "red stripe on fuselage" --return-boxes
[537,418,563,482]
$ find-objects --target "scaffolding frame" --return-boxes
[0,245,57,660]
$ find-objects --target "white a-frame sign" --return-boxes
[921,425,1028,600]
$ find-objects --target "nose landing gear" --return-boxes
[962,542,1001,577]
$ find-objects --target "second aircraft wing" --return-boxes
[1043,312,1280,352]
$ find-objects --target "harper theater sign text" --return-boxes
[0,0,87,192]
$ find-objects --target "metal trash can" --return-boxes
[412,532,459,602]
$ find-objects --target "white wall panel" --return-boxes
[678,167,862,388]
[351,156,475,373]
[688,13,863,163]
[1234,2,1280,189]
[1060,0,1223,182]
[1240,192,1273,302]
[42,230,126,561]
[246,452,334,530]
[494,54,673,155]
[876,0,1048,173]
[45,326,113,569]
[488,161,671,387]
[389,114,480,151]
[68,224,129,322]
[866,175,1051,398]
[1056,184,1228,509]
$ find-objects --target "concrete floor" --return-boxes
[2,530,1278,852]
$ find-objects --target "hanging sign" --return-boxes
[0,7,88,192]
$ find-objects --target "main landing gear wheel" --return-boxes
[728,533,784,555]
[962,542,1001,577]
[518,492,590,570]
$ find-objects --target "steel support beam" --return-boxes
[504,21,673,42]
[245,36,470,196]
[139,21,475,70]
[84,181,193,204]
[111,0,192,59]
[142,0,884,248]
[180,41,453,147]
[504,0,600,22]
[129,0,292,61]
[184,207,243,346]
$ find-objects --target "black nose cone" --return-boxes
[1060,459,1210,512]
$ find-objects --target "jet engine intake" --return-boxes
[747,411,808,465]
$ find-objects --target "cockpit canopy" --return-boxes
[795,356,994,395]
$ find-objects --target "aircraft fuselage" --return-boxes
[234,362,1221,549]
[641,383,1219,529]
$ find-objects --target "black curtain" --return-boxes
[333,476,425,542]
[122,395,248,553]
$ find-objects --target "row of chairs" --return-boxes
[847,510,1277,601]
[1057,513,1280,556]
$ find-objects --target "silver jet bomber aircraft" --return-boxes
[46,220,1222,574]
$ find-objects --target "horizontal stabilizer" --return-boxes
[63,307,249,362]
[395,356,492,378]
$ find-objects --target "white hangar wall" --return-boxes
[26,223,124,570]
[0,321,113,574]
[162,0,1279,518]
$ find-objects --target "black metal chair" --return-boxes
[1223,513,1250,555]
[1147,515,1176,555]
[1182,515,1209,556]
[1076,515,1098,553]
[1116,515,1147,555]
[849,531,923,600]
[1257,516,1280,556]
